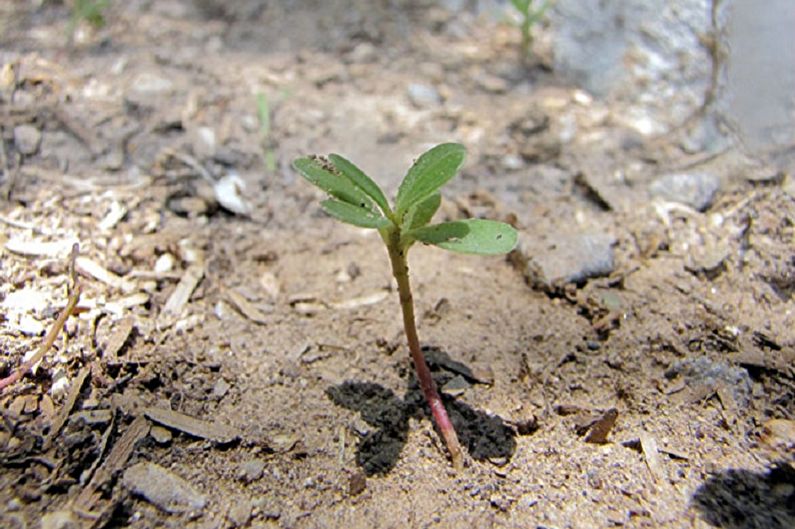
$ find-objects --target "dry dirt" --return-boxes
[1,2,794,529]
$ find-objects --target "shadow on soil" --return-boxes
[326,380,517,475]
[692,461,795,529]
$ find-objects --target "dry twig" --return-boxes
[0,244,82,394]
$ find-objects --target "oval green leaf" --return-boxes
[320,199,392,229]
[409,219,518,255]
[405,192,441,230]
[395,143,466,216]
[293,157,376,211]
[328,154,391,216]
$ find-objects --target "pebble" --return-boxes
[122,462,207,513]
[213,172,252,217]
[228,499,253,527]
[212,378,231,399]
[666,356,752,408]
[150,425,173,444]
[40,510,78,529]
[512,232,616,291]
[192,126,216,159]
[649,172,720,211]
[238,458,266,483]
[407,83,442,108]
[13,124,42,155]
[347,42,377,63]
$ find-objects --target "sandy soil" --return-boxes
[1,2,794,528]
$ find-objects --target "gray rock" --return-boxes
[228,499,253,527]
[512,232,616,291]
[549,0,712,133]
[122,462,207,513]
[407,83,442,108]
[649,172,720,211]
[238,458,266,483]
[666,356,752,408]
[13,124,42,155]
[213,378,231,399]
[40,510,78,529]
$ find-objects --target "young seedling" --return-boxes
[69,0,109,33]
[510,0,554,61]
[292,143,518,469]
[255,92,277,172]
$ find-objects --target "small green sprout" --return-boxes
[510,0,553,60]
[256,92,277,173]
[70,0,109,31]
[293,143,518,469]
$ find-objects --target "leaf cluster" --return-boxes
[71,0,109,29]
[510,0,554,57]
[293,143,517,256]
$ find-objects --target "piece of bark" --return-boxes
[584,408,618,444]
[143,406,240,444]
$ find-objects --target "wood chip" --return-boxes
[330,290,388,310]
[225,289,273,325]
[143,406,240,444]
[98,201,127,231]
[100,317,134,362]
[104,292,150,318]
[4,237,78,258]
[75,415,150,511]
[639,433,666,483]
[76,257,135,292]
[584,408,618,444]
[160,264,204,324]
[45,366,90,449]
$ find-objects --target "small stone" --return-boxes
[665,356,752,408]
[475,73,509,94]
[213,173,252,217]
[407,83,442,108]
[441,375,470,397]
[122,462,206,513]
[150,425,173,444]
[228,498,252,527]
[193,126,216,159]
[16,313,45,336]
[130,72,173,94]
[649,172,720,211]
[13,124,42,155]
[213,378,231,399]
[40,510,79,529]
[349,472,367,496]
[511,232,616,291]
[238,458,266,483]
[154,253,175,273]
[347,42,377,63]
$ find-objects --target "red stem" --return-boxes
[387,232,463,470]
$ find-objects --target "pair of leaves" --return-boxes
[292,143,517,256]
[292,154,390,229]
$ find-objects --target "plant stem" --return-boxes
[386,230,463,470]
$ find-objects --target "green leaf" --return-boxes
[320,199,392,229]
[395,143,466,216]
[404,192,441,230]
[328,154,391,215]
[409,219,518,255]
[293,157,376,211]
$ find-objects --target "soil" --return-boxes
[1,2,794,529]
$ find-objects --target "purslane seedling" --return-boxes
[293,143,518,469]
[510,0,554,60]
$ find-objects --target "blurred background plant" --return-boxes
[67,0,109,40]
[509,0,553,60]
